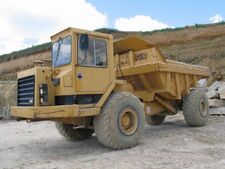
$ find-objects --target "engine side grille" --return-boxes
[17,76,35,106]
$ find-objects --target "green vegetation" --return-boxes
[0,42,51,63]
[141,21,225,36]
[95,28,119,34]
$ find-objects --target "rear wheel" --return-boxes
[93,92,145,149]
[145,115,166,125]
[182,88,209,127]
[55,122,94,141]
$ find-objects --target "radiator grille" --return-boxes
[17,76,35,106]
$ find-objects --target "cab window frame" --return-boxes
[77,35,108,68]
[52,35,72,68]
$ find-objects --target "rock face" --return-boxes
[0,95,5,119]
[0,81,17,120]
[207,81,225,109]
[218,85,225,99]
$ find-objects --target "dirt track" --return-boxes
[1,112,225,169]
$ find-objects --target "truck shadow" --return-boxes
[143,119,190,137]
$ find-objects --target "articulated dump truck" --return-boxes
[11,28,210,149]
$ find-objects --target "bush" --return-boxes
[95,28,119,34]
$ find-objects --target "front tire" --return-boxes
[182,88,209,127]
[93,92,145,149]
[55,122,94,141]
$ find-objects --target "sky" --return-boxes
[0,0,225,55]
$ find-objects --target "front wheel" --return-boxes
[182,88,209,127]
[93,92,145,149]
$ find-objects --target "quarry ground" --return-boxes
[1,111,225,169]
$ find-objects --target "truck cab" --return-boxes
[16,28,115,108]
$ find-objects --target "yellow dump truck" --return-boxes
[11,28,210,149]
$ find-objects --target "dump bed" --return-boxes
[114,37,210,102]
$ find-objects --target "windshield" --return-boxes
[52,36,72,67]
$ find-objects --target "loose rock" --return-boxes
[210,107,225,115]
[209,99,225,108]
[206,90,219,99]
[218,85,225,99]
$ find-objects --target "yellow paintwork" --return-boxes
[11,104,99,119]
[114,37,209,101]
[11,27,210,124]
[17,67,54,106]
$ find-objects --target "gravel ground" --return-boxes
[0,111,225,169]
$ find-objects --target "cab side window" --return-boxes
[78,36,107,67]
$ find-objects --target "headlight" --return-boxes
[40,88,44,95]
[39,84,48,105]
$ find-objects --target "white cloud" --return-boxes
[0,0,108,54]
[209,14,224,23]
[115,15,170,31]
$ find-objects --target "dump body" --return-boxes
[114,37,210,103]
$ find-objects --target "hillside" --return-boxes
[1,22,225,83]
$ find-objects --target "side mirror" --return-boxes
[79,34,89,51]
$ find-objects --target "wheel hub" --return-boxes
[200,99,207,117]
[119,108,138,136]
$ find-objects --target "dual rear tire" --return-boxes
[145,89,209,127]
[144,88,209,127]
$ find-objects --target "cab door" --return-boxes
[75,35,111,94]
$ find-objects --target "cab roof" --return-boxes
[51,27,113,42]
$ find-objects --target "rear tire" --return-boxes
[182,88,209,127]
[145,115,166,125]
[55,122,94,141]
[93,92,145,149]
